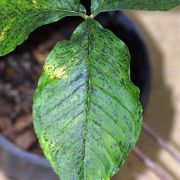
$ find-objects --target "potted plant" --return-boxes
[0,1,179,179]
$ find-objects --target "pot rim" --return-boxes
[0,135,50,167]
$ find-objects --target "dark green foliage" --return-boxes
[0,0,85,56]
[91,0,180,17]
[0,0,179,179]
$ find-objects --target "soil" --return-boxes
[0,17,82,155]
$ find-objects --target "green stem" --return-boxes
[90,12,99,19]
[79,13,89,20]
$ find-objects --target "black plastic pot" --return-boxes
[0,12,150,180]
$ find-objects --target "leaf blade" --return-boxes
[0,0,85,56]
[91,0,180,15]
[33,19,142,179]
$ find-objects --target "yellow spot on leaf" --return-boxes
[32,0,38,8]
[45,64,68,79]
[39,135,54,164]
[0,19,15,43]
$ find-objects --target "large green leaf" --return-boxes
[91,0,180,16]
[0,0,86,56]
[33,19,142,179]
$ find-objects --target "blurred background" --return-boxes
[0,7,180,180]
[113,8,180,180]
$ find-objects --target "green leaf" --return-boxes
[0,0,86,56]
[91,0,180,16]
[33,19,142,179]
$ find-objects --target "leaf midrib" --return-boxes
[83,20,92,179]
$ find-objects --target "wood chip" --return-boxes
[15,130,36,150]
[0,116,12,131]
[13,114,32,133]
